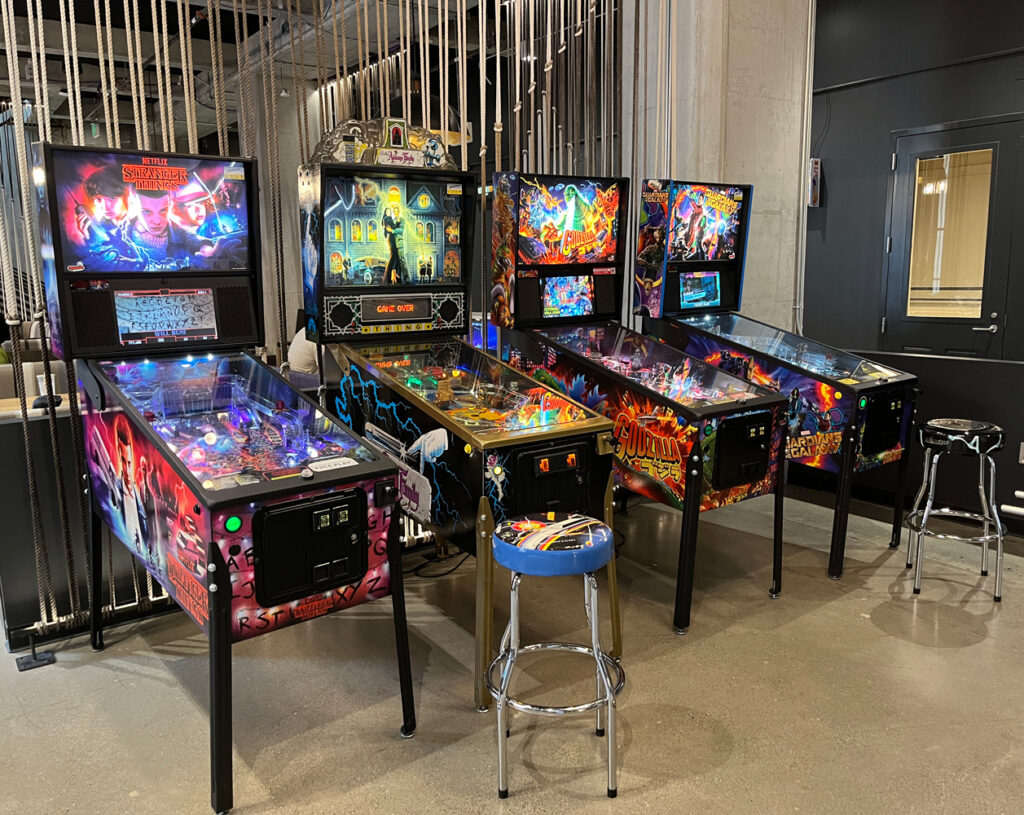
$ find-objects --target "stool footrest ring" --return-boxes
[904,508,1006,543]
[485,642,625,717]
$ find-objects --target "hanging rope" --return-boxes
[339,0,351,120]
[180,0,199,152]
[329,0,343,126]
[1,0,61,626]
[159,0,177,152]
[313,0,330,134]
[206,0,229,155]
[493,0,503,171]
[151,0,171,150]
[103,0,121,146]
[375,0,386,117]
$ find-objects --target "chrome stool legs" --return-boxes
[904,451,1005,601]
[488,571,625,800]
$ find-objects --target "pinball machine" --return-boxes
[489,171,789,635]
[634,179,918,578]
[35,144,414,814]
[299,122,618,710]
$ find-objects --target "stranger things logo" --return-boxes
[121,157,189,190]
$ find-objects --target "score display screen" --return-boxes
[360,294,433,323]
[49,149,251,274]
[679,271,721,309]
[542,275,594,319]
[667,183,745,263]
[516,176,621,265]
[115,288,219,346]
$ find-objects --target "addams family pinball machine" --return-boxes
[299,122,618,710]
[635,179,918,579]
[489,171,789,635]
[35,144,415,814]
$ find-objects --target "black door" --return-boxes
[883,118,1023,358]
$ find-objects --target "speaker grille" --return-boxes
[214,286,255,339]
[70,288,118,349]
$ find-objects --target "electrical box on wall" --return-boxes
[808,158,822,207]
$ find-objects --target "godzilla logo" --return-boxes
[612,413,683,482]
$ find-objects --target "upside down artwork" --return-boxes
[50,150,251,273]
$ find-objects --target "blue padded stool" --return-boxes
[486,512,625,799]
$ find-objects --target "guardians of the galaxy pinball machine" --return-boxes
[636,178,918,578]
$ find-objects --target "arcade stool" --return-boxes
[486,513,625,799]
[903,418,1006,600]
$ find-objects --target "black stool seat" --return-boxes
[919,418,1004,455]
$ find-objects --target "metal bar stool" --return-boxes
[903,418,1006,600]
[486,513,625,799]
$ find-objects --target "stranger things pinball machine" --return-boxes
[636,178,918,579]
[490,172,789,635]
[299,126,618,710]
[35,144,415,815]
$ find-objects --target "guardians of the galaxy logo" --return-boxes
[787,431,843,460]
[612,413,684,482]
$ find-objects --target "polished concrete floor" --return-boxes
[2,494,1022,814]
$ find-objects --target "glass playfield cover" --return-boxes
[95,353,377,493]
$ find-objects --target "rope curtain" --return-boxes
[0,0,634,642]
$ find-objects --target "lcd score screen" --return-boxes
[679,271,721,309]
[542,275,595,319]
[115,288,219,346]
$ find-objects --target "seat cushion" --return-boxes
[493,513,614,577]
[920,418,1004,454]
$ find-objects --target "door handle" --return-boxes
[972,324,999,333]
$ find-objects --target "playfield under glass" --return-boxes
[681,313,899,383]
[536,323,765,408]
[359,341,592,435]
[96,354,376,491]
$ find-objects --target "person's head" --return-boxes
[182,199,208,226]
[83,165,128,221]
[384,207,392,219]
[134,188,173,235]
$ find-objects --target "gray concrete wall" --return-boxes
[622,0,813,330]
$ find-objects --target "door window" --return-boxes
[906,148,993,319]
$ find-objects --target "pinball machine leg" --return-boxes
[603,472,622,659]
[475,499,496,711]
[771,453,787,599]
[888,438,912,550]
[672,467,703,635]
[828,427,857,580]
[89,508,105,652]
[208,549,233,815]
[387,509,417,737]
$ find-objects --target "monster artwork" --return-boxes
[516,176,621,265]
[505,324,783,511]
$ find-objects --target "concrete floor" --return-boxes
[2,494,1022,814]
